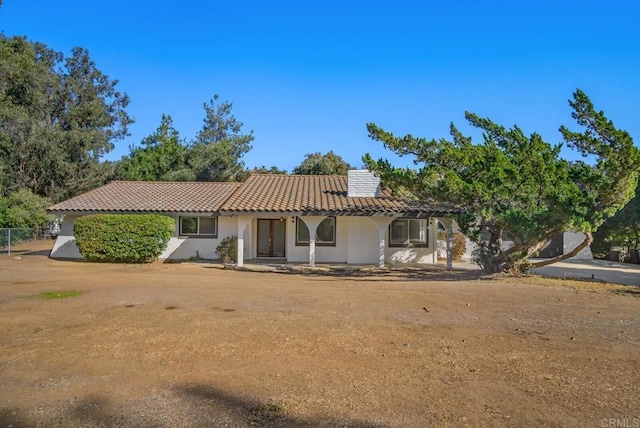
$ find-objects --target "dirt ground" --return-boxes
[1,242,639,427]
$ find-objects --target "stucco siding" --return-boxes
[284,216,348,263]
[157,215,238,260]
[50,215,83,258]
[346,217,379,264]
[51,214,238,260]
[563,231,593,260]
[386,218,437,264]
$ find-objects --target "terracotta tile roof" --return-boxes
[47,181,242,213]
[219,174,456,215]
[48,175,459,216]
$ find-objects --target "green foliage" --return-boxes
[0,188,51,228]
[592,181,640,256]
[33,290,82,299]
[188,95,254,182]
[216,236,238,263]
[0,196,7,227]
[117,95,253,181]
[117,96,254,183]
[249,165,288,174]
[2,36,251,199]
[74,214,174,263]
[118,115,194,181]
[292,151,351,175]
[236,165,287,181]
[365,90,639,273]
[0,36,132,202]
[0,227,34,248]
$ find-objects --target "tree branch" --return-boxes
[528,232,593,268]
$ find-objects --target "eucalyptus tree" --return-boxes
[0,36,132,201]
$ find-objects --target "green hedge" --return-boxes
[74,214,175,263]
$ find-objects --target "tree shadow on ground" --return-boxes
[0,384,387,427]
[178,383,387,427]
[256,265,485,282]
[0,248,51,256]
[610,286,640,297]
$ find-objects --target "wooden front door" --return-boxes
[257,219,286,257]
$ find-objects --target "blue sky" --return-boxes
[2,1,639,172]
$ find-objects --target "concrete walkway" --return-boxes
[532,259,640,286]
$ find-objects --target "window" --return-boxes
[389,218,429,247]
[296,217,336,246]
[179,216,217,237]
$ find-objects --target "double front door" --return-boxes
[257,219,286,257]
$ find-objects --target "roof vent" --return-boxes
[347,170,381,197]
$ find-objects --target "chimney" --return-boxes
[347,170,381,197]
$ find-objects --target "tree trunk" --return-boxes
[528,233,593,269]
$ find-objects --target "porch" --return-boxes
[234,214,458,268]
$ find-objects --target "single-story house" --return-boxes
[48,170,460,266]
[47,170,592,266]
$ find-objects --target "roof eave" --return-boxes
[46,209,219,215]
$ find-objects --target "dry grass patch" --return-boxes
[1,252,639,427]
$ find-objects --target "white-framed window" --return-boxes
[296,217,336,246]
[389,218,429,247]
[179,216,218,237]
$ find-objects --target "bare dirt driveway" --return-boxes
[1,246,639,427]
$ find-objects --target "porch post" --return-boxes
[236,217,252,267]
[369,217,395,268]
[432,218,438,263]
[298,216,325,267]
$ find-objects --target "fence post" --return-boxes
[7,228,10,257]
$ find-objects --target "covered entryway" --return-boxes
[257,218,286,257]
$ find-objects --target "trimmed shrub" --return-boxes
[74,214,175,263]
[452,231,467,261]
[216,236,238,263]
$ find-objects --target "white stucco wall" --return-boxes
[286,216,438,265]
[161,216,239,260]
[284,216,349,263]
[386,218,438,264]
[563,231,593,260]
[50,215,83,258]
[50,214,240,260]
[51,213,446,265]
[346,217,380,264]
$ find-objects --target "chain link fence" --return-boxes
[1,228,36,256]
